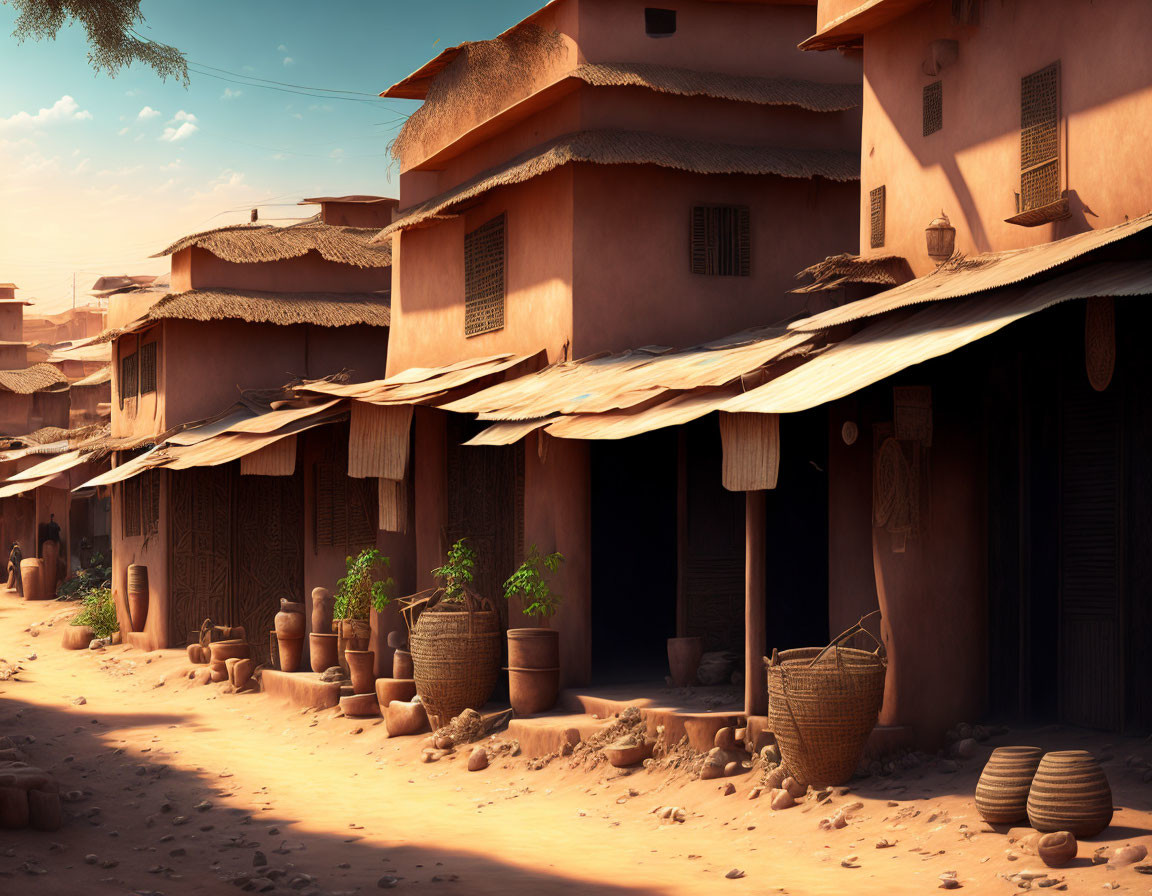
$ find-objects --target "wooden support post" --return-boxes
[745,489,768,717]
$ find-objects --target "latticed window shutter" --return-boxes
[464,214,506,337]
[869,186,886,249]
[119,352,138,408]
[140,342,158,395]
[1020,62,1061,212]
[923,81,943,136]
[690,206,750,276]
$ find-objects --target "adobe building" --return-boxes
[105,204,400,660]
[373,0,865,687]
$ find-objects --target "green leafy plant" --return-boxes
[334,548,395,620]
[503,546,564,620]
[432,538,476,602]
[57,554,112,600]
[71,586,118,638]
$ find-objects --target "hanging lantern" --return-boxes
[926,211,956,262]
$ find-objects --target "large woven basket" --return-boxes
[765,629,886,787]
[404,589,501,729]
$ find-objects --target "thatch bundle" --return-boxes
[391,24,569,168]
[377,129,859,239]
[792,253,914,293]
[573,62,862,113]
[0,363,68,394]
[144,288,391,329]
[155,220,392,269]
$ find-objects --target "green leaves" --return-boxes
[72,585,118,638]
[432,538,476,603]
[334,548,395,620]
[502,545,564,620]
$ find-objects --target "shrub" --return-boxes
[432,538,476,602]
[503,545,564,620]
[72,586,118,638]
[334,548,394,621]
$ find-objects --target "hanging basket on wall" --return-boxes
[1085,297,1115,392]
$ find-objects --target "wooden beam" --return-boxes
[745,489,768,716]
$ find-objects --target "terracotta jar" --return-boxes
[1027,750,1114,838]
[274,599,306,673]
[667,636,703,687]
[61,624,95,650]
[975,746,1043,824]
[375,678,417,705]
[19,558,43,602]
[507,628,560,716]
[311,587,335,634]
[126,564,149,632]
[209,639,250,682]
[309,633,339,673]
[345,649,376,696]
[40,540,59,599]
[392,648,414,680]
[340,693,380,718]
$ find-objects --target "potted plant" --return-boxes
[63,584,117,650]
[333,548,394,687]
[405,539,501,728]
[503,546,564,715]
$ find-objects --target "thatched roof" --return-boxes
[140,288,391,330]
[155,220,392,268]
[792,253,915,293]
[376,129,859,239]
[72,366,112,387]
[572,63,861,113]
[0,363,68,395]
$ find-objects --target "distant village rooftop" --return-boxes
[155,220,392,269]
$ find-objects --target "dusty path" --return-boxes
[2,596,1151,895]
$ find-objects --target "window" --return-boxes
[869,186,886,249]
[315,461,377,549]
[122,471,160,538]
[464,214,506,337]
[119,351,138,408]
[690,206,751,277]
[1020,62,1061,212]
[140,341,158,395]
[645,7,677,37]
[923,81,942,136]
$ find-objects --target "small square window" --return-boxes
[464,214,506,337]
[923,81,942,136]
[870,186,886,249]
[119,351,138,408]
[645,8,677,37]
[690,206,751,277]
[140,341,158,395]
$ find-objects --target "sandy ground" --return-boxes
[2,596,1152,896]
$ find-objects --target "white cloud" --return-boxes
[160,159,182,171]
[329,148,344,160]
[125,88,141,97]
[282,56,295,66]
[220,88,243,100]
[118,126,130,136]
[159,110,199,142]
[137,106,161,120]
[0,95,92,130]
[277,44,289,52]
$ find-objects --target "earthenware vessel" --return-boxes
[345,649,376,696]
[975,745,1043,824]
[340,693,380,718]
[311,587,335,634]
[667,636,703,687]
[19,559,42,602]
[392,648,413,679]
[507,628,560,716]
[309,632,339,673]
[61,624,95,650]
[40,540,59,598]
[1027,750,1113,837]
[274,599,305,672]
[375,677,417,706]
[208,639,250,681]
[127,564,149,631]
[1038,831,1078,867]
[604,739,655,768]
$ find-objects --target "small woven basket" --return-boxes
[403,588,502,729]
[764,624,886,787]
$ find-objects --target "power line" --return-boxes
[188,61,387,99]
[188,66,385,108]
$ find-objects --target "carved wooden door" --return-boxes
[169,467,234,648]
[233,471,304,664]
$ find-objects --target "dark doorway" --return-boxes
[590,430,678,684]
[763,408,830,653]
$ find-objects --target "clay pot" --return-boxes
[127,564,148,631]
[345,649,376,696]
[61,624,95,650]
[340,693,380,718]
[604,739,655,768]
[40,540,59,598]
[387,629,407,650]
[19,559,43,602]
[385,700,429,737]
[226,657,256,691]
[339,619,370,650]
[274,599,306,673]
[311,587,335,633]
[1038,831,1078,868]
[507,628,560,716]
[1027,750,1114,838]
[209,639,250,680]
[392,648,413,680]
[667,636,703,687]
[975,745,1043,824]
[375,678,417,706]
[309,633,339,673]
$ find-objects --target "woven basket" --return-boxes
[404,589,501,729]
[764,628,886,787]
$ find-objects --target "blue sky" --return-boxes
[0,0,541,311]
